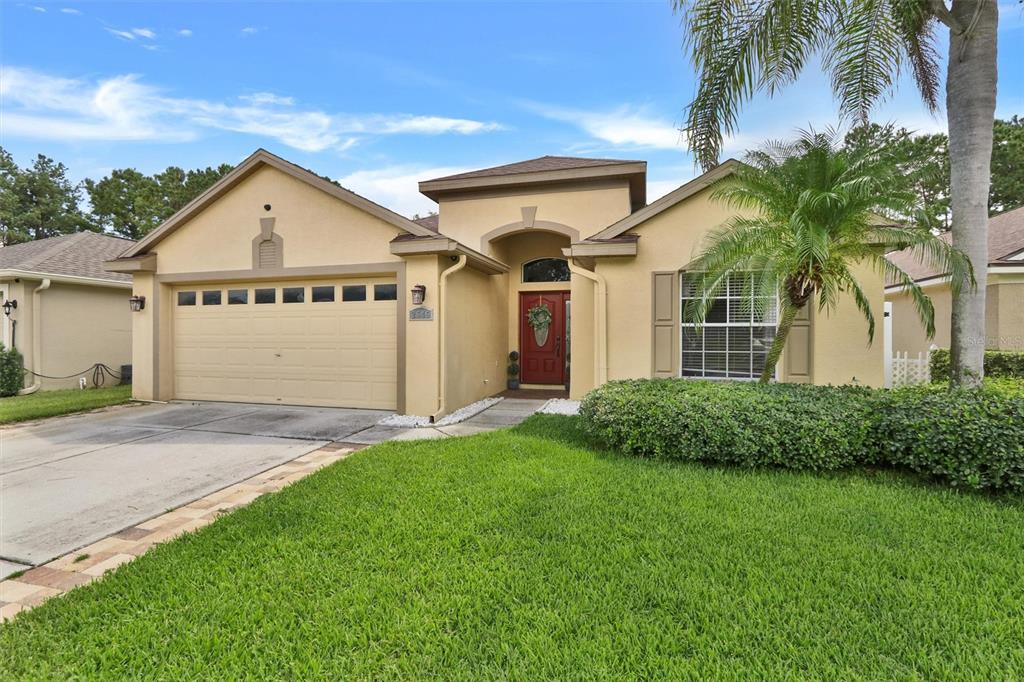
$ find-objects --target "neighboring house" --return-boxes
[106,149,884,418]
[0,232,135,392]
[887,206,1024,356]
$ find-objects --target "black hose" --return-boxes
[21,363,123,387]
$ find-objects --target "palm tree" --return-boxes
[684,129,972,383]
[674,0,998,387]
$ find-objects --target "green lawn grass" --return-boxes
[2,415,1022,678]
[0,384,133,425]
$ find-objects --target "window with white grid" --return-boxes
[680,272,778,379]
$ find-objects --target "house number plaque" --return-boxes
[409,307,434,321]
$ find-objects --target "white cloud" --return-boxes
[0,66,505,153]
[60,8,81,15]
[531,103,684,151]
[105,28,136,41]
[335,165,470,218]
[241,92,295,106]
[241,26,260,35]
[374,115,503,135]
[32,6,46,12]
[178,28,193,37]
[132,28,156,39]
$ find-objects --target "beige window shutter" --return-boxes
[784,304,813,383]
[651,271,680,378]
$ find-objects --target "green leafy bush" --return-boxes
[873,387,1024,492]
[982,378,1024,398]
[0,343,24,397]
[581,379,1024,492]
[581,380,877,471]
[931,348,1024,380]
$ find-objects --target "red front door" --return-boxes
[519,291,569,385]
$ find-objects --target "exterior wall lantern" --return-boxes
[411,285,426,305]
[128,295,146,312]
[2,299,17,317]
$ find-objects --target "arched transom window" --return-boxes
[522,258,570,283]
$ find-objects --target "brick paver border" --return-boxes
[0,442,360,623]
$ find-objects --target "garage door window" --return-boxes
[255,288,276,304]
[374,283,398,301]
[342,285,366,302]
[283,287,305,303]
[228,289,248,305]
[202,290,222,306]
[177,291,196,306]
[312,286,335,302]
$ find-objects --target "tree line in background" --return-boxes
[1,116,1021,247]
[0,147,232,245]
[843,116,1023,231]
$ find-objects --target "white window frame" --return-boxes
[679,271,779,381]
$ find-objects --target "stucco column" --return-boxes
[402,255,442,416]
[129,273,157,400]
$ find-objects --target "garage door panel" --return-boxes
[172,278,398,409]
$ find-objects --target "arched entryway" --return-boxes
[489,230,573,387]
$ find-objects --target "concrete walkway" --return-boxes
[338,398,548,445]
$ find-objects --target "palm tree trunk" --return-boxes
[946,0,998,387]
[759,303,800,383]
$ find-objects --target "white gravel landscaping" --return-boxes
[538,398,581,415]
[377,396,504,428]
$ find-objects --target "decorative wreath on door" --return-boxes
[527,301,553,346]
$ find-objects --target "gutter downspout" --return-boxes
[18,278,51,395]
[432,255,468,422]
[568,259,608,386]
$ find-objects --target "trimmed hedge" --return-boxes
[581,379,1024,493]
[0,344,23,397]
[931,348,1024,381]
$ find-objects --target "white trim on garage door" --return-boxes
[172,277,398,409]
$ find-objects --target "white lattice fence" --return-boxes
[891,351,931,387]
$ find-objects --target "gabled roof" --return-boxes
[426,155,645,182]
[886,205,1024,284]
[0,232,136,283]
[119,149,436,259]
[419,155,648,210]
[586,159,741,241]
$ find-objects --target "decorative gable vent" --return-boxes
[252,217,283,269]
[258,239,279,268]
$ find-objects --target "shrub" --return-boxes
[0,343,24,397]
[581,379,1024,492]
[982,378,1024,399]
[930,348,1024,381]
[874,387,1024,492]
[581,380,877,471]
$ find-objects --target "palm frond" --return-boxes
[824,0,905,122]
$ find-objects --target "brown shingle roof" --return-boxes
[886,206,1024,284]
[425,155,644,183]
[0,232,136,283]
[412,214,440,232]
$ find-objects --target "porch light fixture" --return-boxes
[411,284,426,305]
[128,295,146,312]
[2,299,16,317]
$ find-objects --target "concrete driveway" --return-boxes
[0,402,390,574]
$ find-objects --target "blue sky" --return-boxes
[3,1,1023,217]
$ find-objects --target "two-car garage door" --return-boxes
[172,278,398,409]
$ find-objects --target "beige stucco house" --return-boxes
[1,232,134,392]
[106,149,884,418]
[887,206,1024,356]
